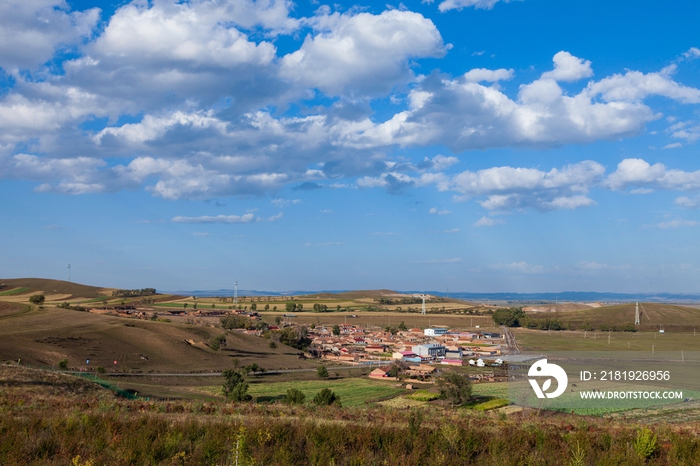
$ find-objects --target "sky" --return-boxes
[1,0,699,293]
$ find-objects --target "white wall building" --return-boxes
[424,328,448,337]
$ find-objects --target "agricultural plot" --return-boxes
[203,377,406,407]
[513,328,700,352]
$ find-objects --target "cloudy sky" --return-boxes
[1,0,699,293]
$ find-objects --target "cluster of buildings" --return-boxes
[310,325,504,367]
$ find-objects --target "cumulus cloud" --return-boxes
[541,51,593,82]
[463,68,514,83]
[280,10,447,96]
[429,207,451,214]
[0,0,100,71]
[452,160,604,211]
[605,158,700,191]
[271,198,301,207]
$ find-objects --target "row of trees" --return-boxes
[111,288,156,297]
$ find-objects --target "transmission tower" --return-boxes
[635,301,640,326]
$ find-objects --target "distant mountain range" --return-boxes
[164,288,700,303]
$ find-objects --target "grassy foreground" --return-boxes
[4,366,700,465]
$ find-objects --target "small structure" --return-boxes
[412,343,446,358]
[424,328,448,337]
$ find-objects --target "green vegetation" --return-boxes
[437,371,472,406]
[208,333,227,351]
[472,398,510,411]
[0,287,29,296]
[284,388,306,404]
[245,378,404,407]
[222,369,251,401]
[278,326,311,350]
[316,365,329,378]
[111,288,156,297]
[58,359,68,370]
[29,294,45,306]
[313,387,341,406]
[407,390,441,401]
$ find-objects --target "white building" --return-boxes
[412,343,446,358]
[424,328,448,337]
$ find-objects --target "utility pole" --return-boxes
[67,264,71,282]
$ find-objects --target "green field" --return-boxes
[0,287,29,296]
[211,378,407,407]
[513,328,700,352]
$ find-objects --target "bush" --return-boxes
[58,359,68,370]
[279,326,311,350]
[96,366,106,374]
[209,334,227,351]
[316,366,329,378]
[284,388,306,404]
[29,294,45,306]
[220,315,253,330]
[313,388,341,406]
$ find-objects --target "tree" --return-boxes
[275,316,282,326]
[285,302,296,312]
[297,303,303,311]
[285,388,306,404]
[313,388,341,406]
[29,294,45,306]
[279,326,311,350]
[222,369,252,401]
[437,371,472,406]
[332,324,340,336]
[251,303,257,311]
[398,321,407,331]
[209,333,227,351]
[317,365,329,378]
[265,304,270,311]
[58,359,68,370]
[269,341,277,349]
[336,305,341,311]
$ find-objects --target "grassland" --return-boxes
[6,365,700,465]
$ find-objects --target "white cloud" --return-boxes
[655,219,699,229]
[443,228,460,233]
[474,216,504,227]
[438,0,508,12]
[0,0,100,71]
[280,10,447,96]
[453,160,604,211]
[429,207,451,214]
[605,158,700,191]
[463,68,514,83]
[271,198,301,207]
[683,47,700,60]
[172,213,256,223]
[587,67,700,104]
[541,51,593,82]
[193,232,210,236]
[676,196,700,209]
[663,142,683,149]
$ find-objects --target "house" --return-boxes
[424,328,448,337]
[412,343,446,358]
[369,366,392,378]
[365,345,388,353]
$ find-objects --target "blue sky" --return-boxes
[1,0,700,293]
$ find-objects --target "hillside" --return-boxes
[0,305,319,375]
[543,302,700,331]
[0,277,109,299]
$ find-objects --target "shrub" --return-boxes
[29,294,45,306]
[316,366,329,378]
[284,388,306,405]
[634,428,657,459]
[209,334,227,351]
[313,388,341,406]
[96,366,106,374]
[58,359,68,370]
